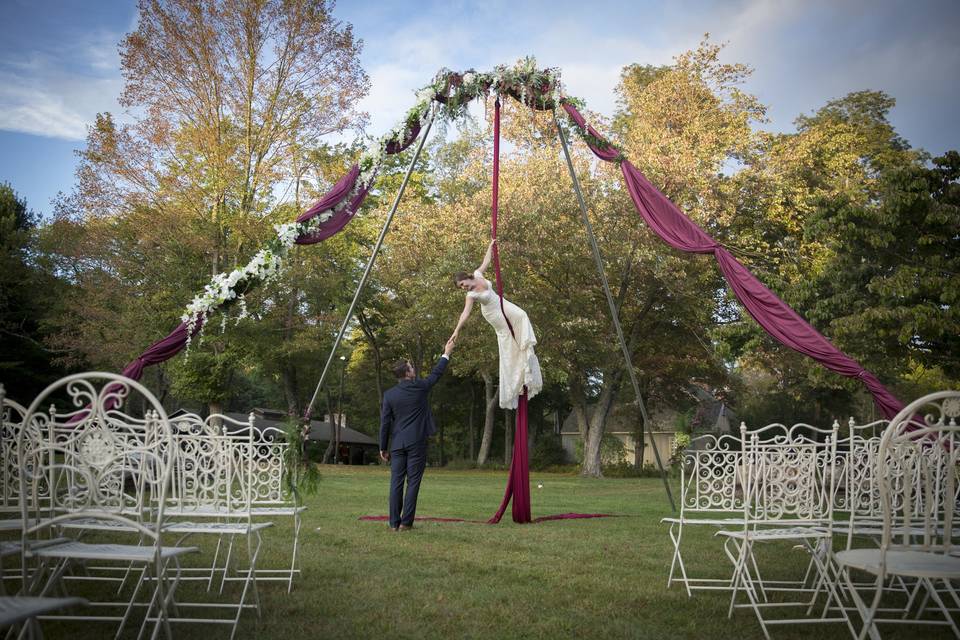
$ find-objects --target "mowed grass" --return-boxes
[40,466,949,639]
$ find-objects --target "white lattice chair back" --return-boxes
[740,422,837,524]
[249,425,290,505]
[681,433,743,514]
[877,391,960,555]
[17,373,174,541]
[834,418,886,517]
[1,387,28,513]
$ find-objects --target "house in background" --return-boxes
[559,386,738,466]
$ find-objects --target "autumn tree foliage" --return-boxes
[44,0,369,413]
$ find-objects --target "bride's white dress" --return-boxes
[467,270,543,409]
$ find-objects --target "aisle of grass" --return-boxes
[45,466,947,639]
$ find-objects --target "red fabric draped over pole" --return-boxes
[561,101,904,420]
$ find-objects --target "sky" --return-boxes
[1,0,958,219]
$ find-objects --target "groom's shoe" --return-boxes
[389,525,399,532]
[398,524,414,531]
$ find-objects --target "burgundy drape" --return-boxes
[488,391,532,524]
[562,102,904,419]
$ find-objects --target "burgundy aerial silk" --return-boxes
[488,391,532,523]
[484,103,608,525]
[485,99,530,523]
[561,102,904,419]
[489,99,516,340]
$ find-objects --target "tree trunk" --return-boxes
[438,414,445,467]
[476,372,497,466]
[281,285,301,416]
[322,388,336,464]
[207,400,223,432]
[468,383,476,462]
[634,420,645,469]
[357,310,383,404]
[503,408,513,466]
[570,372,622,478]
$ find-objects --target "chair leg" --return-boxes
[219,534,236,595]
[922,577,960,638]
[726,538,749,619]
[207,535,223,592]
[117,565,148,639]
[288,511,302,594]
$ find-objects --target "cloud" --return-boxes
[0,30,124,140]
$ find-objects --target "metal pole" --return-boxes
[553,109,676,512]
[303,108,436,420]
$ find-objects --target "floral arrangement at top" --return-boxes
[180,58,609,348]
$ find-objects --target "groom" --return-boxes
[379,337,455,531]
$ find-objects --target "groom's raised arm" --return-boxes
[422,338,455,390]
[422,355,449,390]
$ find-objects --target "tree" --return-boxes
[44,0,369,414]
[719,90,954,422]
[0,184,72,400]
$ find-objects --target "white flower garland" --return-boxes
[182,214,329,349]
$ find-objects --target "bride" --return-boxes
[450,239,543,409]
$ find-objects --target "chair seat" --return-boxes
[0,519,44,532]
[166,505,305,518]
[0,596,87,626]
[57,517,140,533]
[164,521,273,535]
[716,525,830,541]
[661,517,744,526]
[835,549,960,580]
[30,541,198,562]
[0,538,72,558]
[250,506,307,516]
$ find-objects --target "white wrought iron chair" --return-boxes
[161,412,272,640]
[716,422,854,639]
[661,432,745,596]
[16,372,197,639]
[241,424,306,593]
[835,390,960,639]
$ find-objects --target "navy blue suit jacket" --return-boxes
[379,356,448,452]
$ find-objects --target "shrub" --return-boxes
[602,461,668,478]
[669,431,691,466]
[529,435,567,470]
[574,433,627,465]
[444,458,477,470]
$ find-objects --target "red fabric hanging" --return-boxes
[488,390,532,523]
[490,98,516,340]
[485,98,530,524]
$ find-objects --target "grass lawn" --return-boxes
[39,465,950,639]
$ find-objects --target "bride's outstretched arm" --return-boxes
[476,238,496,275]
[451,296,475,340]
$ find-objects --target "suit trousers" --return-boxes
[389,442,428,528]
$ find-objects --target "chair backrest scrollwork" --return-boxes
[17,373,174,547]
